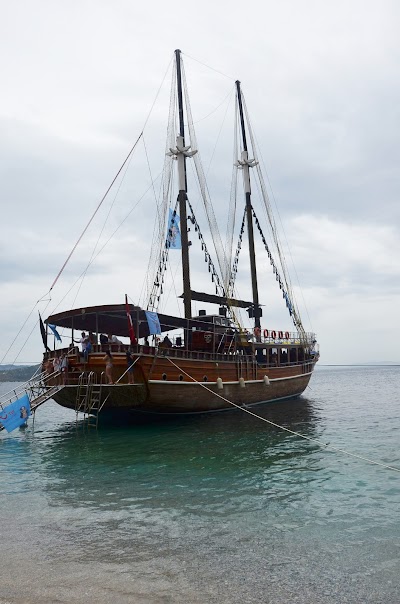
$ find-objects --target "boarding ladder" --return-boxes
[75,371,109,429]
[0,369,64,431]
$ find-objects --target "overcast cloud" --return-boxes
[1,0,400,365]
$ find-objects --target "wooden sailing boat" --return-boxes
[43,50,319,419]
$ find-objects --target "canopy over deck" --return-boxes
[45,304,227,338]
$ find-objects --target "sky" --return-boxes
[1,0,400,365]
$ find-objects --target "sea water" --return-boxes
[0,366,399,603]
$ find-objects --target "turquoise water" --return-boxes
[1,366,399,603]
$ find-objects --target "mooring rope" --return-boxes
[166,357,400,474]
[115,355,142,384]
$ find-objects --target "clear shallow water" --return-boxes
[1,366,399,603]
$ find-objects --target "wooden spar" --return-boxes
[235,80,261,333]
[175,49,192,320]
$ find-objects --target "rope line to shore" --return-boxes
[166,357,400,474]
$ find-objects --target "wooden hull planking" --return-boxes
[51,351,315,415]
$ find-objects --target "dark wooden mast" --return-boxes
[235,80,261,331]
[175,49,192,319]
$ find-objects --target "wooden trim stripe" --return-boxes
[148,371,313,386]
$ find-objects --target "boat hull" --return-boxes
[52,370,313,417]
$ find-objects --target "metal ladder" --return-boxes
[85,373,106,429]
[75,371,109,429]
[75,372,91,416]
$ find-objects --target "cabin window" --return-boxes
[179,375,184,381]
[162,373,167,381]
[203,375,208,382]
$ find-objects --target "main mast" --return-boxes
[175,49,192,319]
[235,80,262,332]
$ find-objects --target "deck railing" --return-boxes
[42,330,318,383]
[0,369,62,409]
[44,346,317,372]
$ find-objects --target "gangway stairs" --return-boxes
[29,384,64,411]
[0,369,64,432]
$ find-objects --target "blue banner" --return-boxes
[167,209,181,249]
[0,393,31,433]
[145,311,162,335]
[48,324,62,342]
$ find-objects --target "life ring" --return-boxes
[253,326,261,337]
[271,330,276,339]
[285,331,290,339]
[263,329,269,338]
[278,331,283,339]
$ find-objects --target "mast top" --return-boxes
[235,80,248,153]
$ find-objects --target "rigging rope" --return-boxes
[0,300,52,367]
[191,87,234,125]
[145,64,177,310]
[181,62,246,331]
[186,200,225,297]
[69,134,139,315]
[227,209,246,294]
[11,304,52,366]
[166,357,400,474]
[224,98,239,288]
[159,255,182,316]
[182,52,235,82]
[251,120,314,334]
[2,55,175,366]
[146,55,243,326]
[142,133,171,312]
[236,93,306,338]
[0,302,46,366]
[48,172,163,318]
[49,52,174,296]
[251,206,304,333]
[49,132,144,293]
[183,62,230,285]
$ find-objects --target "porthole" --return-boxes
[179,375,184,381]
[203,375,208,382]
[162,373,167,381]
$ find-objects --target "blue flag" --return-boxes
[145,311,161,335]
[48,324,62,342]
[167,209,181,249]
[0,393,31,433]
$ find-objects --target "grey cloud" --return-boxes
[2,0,400,364]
